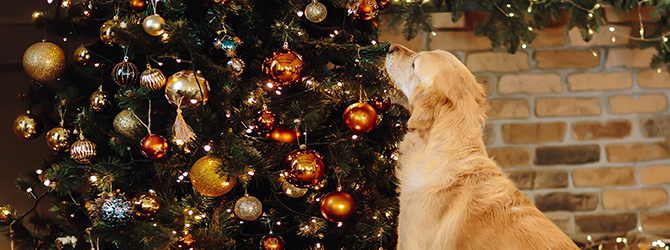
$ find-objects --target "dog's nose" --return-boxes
[388,44,400,53]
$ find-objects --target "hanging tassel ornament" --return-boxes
[173,97,196,145]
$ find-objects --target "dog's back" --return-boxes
[386,44,579,250]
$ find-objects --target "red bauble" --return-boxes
[260,234,285,250]
[255,109,277,134]
[368,96,391,113]
[357,0,379,21]
[283,147,326,188]
[377,0,390,10]
[140,134,168,159]
[343,102,377,133]
[129,0,148,12]
[320,191,355,222]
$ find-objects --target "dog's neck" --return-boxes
[410,104,487,158]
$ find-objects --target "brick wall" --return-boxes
[382,12,670,239]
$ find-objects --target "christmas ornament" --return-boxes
[100,17,124,46]
[226,58,245,76]
[262,46,304,84]
[132,191,160,219]
[190,156,236,197]
[269,126,300,143]
[320,190,355,222]
[142,14,166,36]
[279,176,308,198]
[172,105,196,145]
[343,102,377,133]
[70,134,96,164]
[140,64,167,91]
[113,109,142,139]
[356,0,379,20]
[260,234,285,250]
[89,86,111,112]
[305,0,327,23]
[212,33,242,57]
[94,191,135,227]
[13,112,42,140]
[176,233,195,249]
[283,145,326,187]
[255,108,277,134]
[234,194,262,221]
[46,126,70,151]
[22,41,66,82]
[377,0,390,10]
[112,57,139,87]
[73,44,90,65]
[140,134,168,159]
[129,0,148,12]
[369,96,391,113]
[165,70,210,106]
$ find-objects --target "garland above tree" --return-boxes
[387,0,670,70]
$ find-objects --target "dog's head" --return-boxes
[385,44,486,130]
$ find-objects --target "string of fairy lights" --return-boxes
[494,0,669,71]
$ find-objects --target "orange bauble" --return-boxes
[343,102,377,133]
[283,147,325,188]
[140,134,168,159]
[320,191,355,222]
[262,49,304,84]
[269,126,300,143]
[129,0,148,12]
[260,234,285,250]
[357,0,379,20]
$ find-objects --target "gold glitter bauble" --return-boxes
[46,126,70,151]
[142,14,165,36]
[132,191,160,219]
[89,87,111,112]
[22,42,66,82]
[320,191,355,222]
[13,113,42,140]
[279,176,308,198]
[140,65,167,91]
[343,102,377,133]
[70,135,96,164]
[190,156,236,197]
[283,147,326,188]
[100,18,125,46]
[260,234,285,250]
[113,109,142,139]
[112,59,139,87]
[262,49,304,84]
[165,70,210,106]
[234,194,262,221]
[73,44,90,65]
[305,1,327,23]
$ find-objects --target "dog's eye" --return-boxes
[411,62,415,69]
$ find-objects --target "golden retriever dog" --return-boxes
[385,44,579,250]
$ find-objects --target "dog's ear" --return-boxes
[407,83,451,130]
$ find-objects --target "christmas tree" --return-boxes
[6,0,410,249]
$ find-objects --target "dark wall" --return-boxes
[0,0,57,248]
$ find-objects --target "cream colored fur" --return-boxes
[385,45,579,250]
